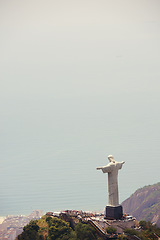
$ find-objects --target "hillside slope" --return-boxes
[122,182,160,226]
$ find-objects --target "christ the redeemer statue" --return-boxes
[97,155,125,207]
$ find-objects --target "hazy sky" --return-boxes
[0,0,160,215]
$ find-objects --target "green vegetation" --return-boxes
[47,217,72,239]
[17,216,103,240]
[106,226,117,234]
[75,222,97,240]
[17,220,42,240]
[117,235,127,240]
[17,216,160,240]
[124,228,140,236]
[124,221,160,240]
[138,220,160,240]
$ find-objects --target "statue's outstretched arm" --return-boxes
[96,167,102,170]
[97,165,112,173]
[118,161,125,170]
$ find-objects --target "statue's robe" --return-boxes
[101,161,123,206]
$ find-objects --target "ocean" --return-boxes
[1,96,160,216]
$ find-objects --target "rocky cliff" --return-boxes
[122,182,160,227]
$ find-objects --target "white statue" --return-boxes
[97,155,125,206]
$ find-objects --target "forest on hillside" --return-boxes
[17,215,160,240]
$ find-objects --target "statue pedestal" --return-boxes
[104,205,123,220]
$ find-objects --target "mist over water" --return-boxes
[0,0,160,216]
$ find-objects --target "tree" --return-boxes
[18,220,42,240]
[139,220,147,230]
[138,221,160,240]
[47,217,72,239]
[117,235,127,240]
[106,226,117,235]
[75,222,97,240]
[124,228,139,236]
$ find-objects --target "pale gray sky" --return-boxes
[0,0,160,215]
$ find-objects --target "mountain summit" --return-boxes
[122,182,160,227]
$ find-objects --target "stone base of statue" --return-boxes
[104,205,123,220]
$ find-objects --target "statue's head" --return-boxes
[108,155,115,163]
